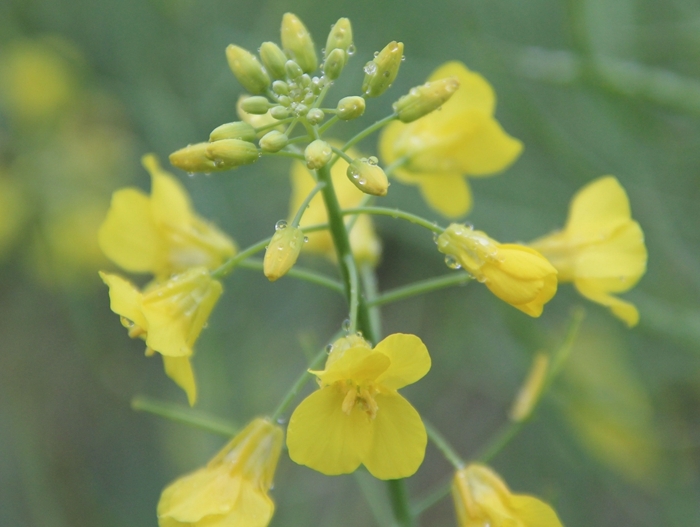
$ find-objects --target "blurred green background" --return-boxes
[1,0,700,525]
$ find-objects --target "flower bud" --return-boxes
[225,45,270,94]
[209,121,257,142]
[205,139,260,168]
[264,224,305,281]
[346,157,389,196]
[285,59,304,80]
[240,95,272,115]
[271,80,289,95]
[393,76,460,123]
[361,41,403,98]
[509,353,549,422]
[336,96,365,120]
[323,48,346,81]
[259,41,288,80]
[305,139,332,170]
[325,18,353,58]
[270,105,290,120]
[259,130,288,152]
[281,13,317,74]
[169,142,219,173]
[306,108,324,125]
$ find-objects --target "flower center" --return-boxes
[339,381,379,419]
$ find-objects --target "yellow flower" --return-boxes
[452,464,563,527]
[437,224,557,317]
[379,61,523,218]
[99,267,223,405]
[286,333,430,479]
[99,154,236,280]
[529,176,647,327]
[158,417,283,527]
[289,147,382,266]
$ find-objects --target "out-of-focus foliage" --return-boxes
[1,1,700,527]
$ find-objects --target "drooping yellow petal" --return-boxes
[287,387,372,475]
[509,495,564,527]
[361,393,426,480]
[98,188,161,273]
[163,356,197,406]
[575,281,640,327]
[374,333,431,390]
[99,271,148,329]
[566,176,631,241]
[220,480,275,527]
[417,173,472,219]
[146,155,196,231]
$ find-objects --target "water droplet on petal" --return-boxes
[444,254,462,269]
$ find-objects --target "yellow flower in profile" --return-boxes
[437,224,557,317]
[286,333,430,480]
[99,155,236,281]
[99,267,223,405]
[452,464,563,527]
[529,176,647,327]
[289,147,382,266]
[158,417,283,527]
[379,61,523,218]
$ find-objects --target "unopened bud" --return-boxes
[226,45,270,94]
[169,143,220,173]
[209,121,257,142]
[336,96,365,120]
[323,48,346,80]
[270,106,290,120]
[346,157,389,196]
[281,13,317,73]
[272,80,290,95]
[306,108,324,125]
[325,18,353,58]
[259,130,288,152]
[361,41,403,98]
[509,353,550,422]
[285,60,304,80]
[393,77,460,122]
[259,42,288,80]
[240,96,272,115]
[264,224,305,281]
[205,139,260,169]
[305,139,332,170]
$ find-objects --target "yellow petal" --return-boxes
[509,495,563,527]
[315,346,390,387]
[99,271,148,329]
[162,355,197,406]
[219,480,275,527]
[374,333,431,390]
[566,176,631,241]
[428,61,496,115]
[417,173,472,218]
[574,281,640,327]
[98,188,161,273]
[145,154,195,230]
[286,387,372,475]
[362,393,427,480]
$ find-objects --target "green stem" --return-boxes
[270,346,329,422]
[341,113,398,154]
[237,259,345,294]
[331,146,354,164]
[424,420,464,469]
[476,421,525,464]
[412,480,452,516]
[387,479,414,527]
[368,273,473,308]
[342,206,444,234]
[318,114,339,135]
[345,254,360,333]
[255,117,293,133]
[131,396,238,437]
[261,149,305,161]
[292,181,326,227]
[360,263,382,341]
[383,156,408,178]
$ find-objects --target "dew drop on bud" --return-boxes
[326,344,334,353]
[303,236,309,243]
[341,319,351,332]
[275,220,288,230]
[444,254,462,269]
[367,156,378,166]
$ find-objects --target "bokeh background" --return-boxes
[1,0,700,525]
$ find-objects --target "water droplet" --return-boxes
[364,62,377,75]
[187,172,195,177]
[276,417,287,425]
[326,344,334,353]
[401,55,406,62]
[275,220,288,230]
[432,232,439,243]
[367,156,378,165]
[347,44,356,56]
[444,254,462,269]
[373,51,379,58]
[341,319,351,332]
[477,275,488,283]
[303,236,309,243]
[355,331,363,338]
[277,245,284,251]
[358,178,367,185]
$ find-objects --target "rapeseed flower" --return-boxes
[452,464,563,527]
[437,224,557,317]
[289,147,381,266]
[379,61,522,218]
[529,176,646,327]
[100,267,223,405]
[99,155,236,281]
[158,417,283,527]
[286,333,430,480]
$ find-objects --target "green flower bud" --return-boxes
[304,139,332,170]
[323,48,346,81]
[393,76,460,123]
[169,142,219,173]
[225,45,270,94]
[336,96,365,120]
[259,130,288,153]
[209,121,257,142]
[325,18,353,58]
[346,157,389,196]
[264,223,305,281]
[281,13,317,74]
[272,80,289,95]
[306,108,325,125]
[240,96,272,115]
[205,139,260,168]
[259,41,288,79]
[361,41,403,98]
[270,106,291,120]
[285,60,304,80]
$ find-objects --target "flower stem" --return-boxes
[130,396,238,437]
[345,254,360,333]
[424,420,464,469]
[368,273,473,308]
[342,206,445,234]
[387,479,414,527]
[331,146,354,164]
[237,259,345,294]
[292,181,326,227]
[341,113,398,154]
[360,262,382,340]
